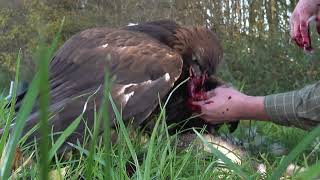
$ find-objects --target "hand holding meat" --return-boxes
[290,0,320,51]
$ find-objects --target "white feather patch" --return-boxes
[123,91,134,104]
[166,53,173,58]
[127,23,138,26]
[119,73,169,105]
[118,46,128,51]
[164,73,170,82]
[117,84,133,96]
[101,43,108,48]
[82,85,102,114]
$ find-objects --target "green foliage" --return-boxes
[0,67,40,179]
[194,129,250,179]
[0,0,318,94]
[270,125,320,179]
[221,31,320,96]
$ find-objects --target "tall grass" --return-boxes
[0,63,40,179]
[37,17,65,180]
[0,23,319,179]
[0,49,21,157]
[270,125,320,179]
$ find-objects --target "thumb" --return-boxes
[299,18,312,51]
[205,89,216,98]
[190,100,204,106]
[290,13,298,38]
[290,13,304,48]
[188,100,203,113]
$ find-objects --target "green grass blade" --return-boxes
[37,17,65,180]
[0,50,21,155]
[67,142,106,166]
[193,129,249,179]
[0,74,40,179]
[158,143,169,177]
[101,72,112,179]
[85,87,103,179]
[143,78,188,180]
[0,17,65,179]
[85,71,112,179]
[174,148,192,179]
[109,94,142,179]
[296,162,320,179]
[143,109,162,180]
[48,115,82,162]
[270,125,320,180]
[48,17,65,57]
[37,44,51,180]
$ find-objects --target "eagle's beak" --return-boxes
[189,64,202,77]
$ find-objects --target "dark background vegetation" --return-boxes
[0,0,319,95]
[0,1,320,178]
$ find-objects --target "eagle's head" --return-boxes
[173,27,223,78]
[172,27,224,110]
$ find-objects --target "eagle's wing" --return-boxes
[22,27,183,145]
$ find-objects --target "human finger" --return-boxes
[290,14,304,48]
[300,17,313,51]
[290,14,298,38]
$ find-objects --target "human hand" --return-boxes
[290,0,320,51]
[191,87,248,124]
[191,86,269,125]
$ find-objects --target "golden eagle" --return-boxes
[5,20,238,150]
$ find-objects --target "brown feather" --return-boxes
[3,20,237,152]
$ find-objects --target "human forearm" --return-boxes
[239,82,320,130]
[264,82,320,130]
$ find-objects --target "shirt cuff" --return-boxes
[264,91,299,126]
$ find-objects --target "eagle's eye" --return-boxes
[192,54,197,62]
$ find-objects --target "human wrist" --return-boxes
[238,95,269,120]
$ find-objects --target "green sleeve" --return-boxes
[264,82,320,130]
